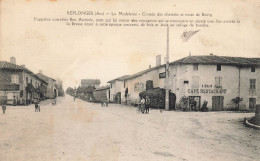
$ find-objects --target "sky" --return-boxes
[0,0,259,89]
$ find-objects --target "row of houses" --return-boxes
[95,54,260,111]
[0,57,57,105]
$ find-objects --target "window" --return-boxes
[250,79,256,89]
[110,84,112,88]
[215,77,222,88]
[193,64,198,71]
[184,80,189,84]
[26,77,28,84]
[124,81,126,88]
[11,75,19,84]
[251,66,255,72]
[249,98,256,108]
[192,76,199,88]
[217,64,221,71]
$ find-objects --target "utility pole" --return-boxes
[165,26,170,111]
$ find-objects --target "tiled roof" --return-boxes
[0,61,47,83]
[36,73,56,82]
[81,79,101,85]
[107,75,130,83]
[171,55,260,66]
[121,55,260,81]
[121,65,164,81]
[94,85,110,91]
[0,61,30,71]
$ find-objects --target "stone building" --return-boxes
[107,75,129,103]
[0,57,47,105]
[93,85,110,103]
[110,54,260,110]
[37,71,57,99]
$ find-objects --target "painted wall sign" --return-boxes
[134,82,145,91]
[188,88,227,94]
[159,72,166,79]
[0,85,19,91]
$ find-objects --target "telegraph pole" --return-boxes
[165,26,170,111]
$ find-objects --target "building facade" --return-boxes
[0,59,47,105]
[93,85,110,102]
[37,71,57,99]
[110,55,260,110]
[107,75,129,103]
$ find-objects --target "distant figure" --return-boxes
[105,99,109,107]
[101,99,109,107]
[190,99,197,111]
[52,99,56,105]
[13,96,17,106]
[35,102,40,112]
[74,97,76,102]
[201,100,208,112]
[145,96,150,114]
[140,97,145,113]
[2,104,6,114]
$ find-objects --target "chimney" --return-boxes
[156,55,161,66]
[21,65,25,68]
[10,57,16,64]
[39,70,43,74]
[210,53,213,56]
[149,65,151,69]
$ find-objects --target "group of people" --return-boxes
[140,96,151,114]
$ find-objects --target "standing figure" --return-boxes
[201,100,208,112]
[140,97,145,113]
[35,102,40,112]
[145,96,150,114]
[35,102,38,112]
[2,104,6,114]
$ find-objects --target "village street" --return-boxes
[0,95,259,161]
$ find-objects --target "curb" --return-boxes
[245,119,260,129]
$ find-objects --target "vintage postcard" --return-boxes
[0,0,259,161]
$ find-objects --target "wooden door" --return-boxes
[212,96,224,111]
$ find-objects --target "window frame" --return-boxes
[249,79,256,89]
[215,77,222,88]
[217,64,221,71]
[251,66,255,72]
[193,64,198,71]
[11,75,19,84]
[192,76,199,88]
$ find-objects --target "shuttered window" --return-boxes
[11,75,19,84]
[215,77,222,88]
[192,76,199,88]
[250,79,256,89]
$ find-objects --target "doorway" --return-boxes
[249,98,256,109]
[189,96,201,111]
[212,96,224,111]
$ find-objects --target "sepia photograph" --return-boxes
[0,0,259,161]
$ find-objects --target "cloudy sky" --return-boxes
[1,0,259,88]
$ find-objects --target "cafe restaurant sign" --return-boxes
[159,72,166,79]
[188,88,227,94]
[188,84,227,94]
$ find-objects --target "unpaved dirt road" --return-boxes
[0,95,259,161]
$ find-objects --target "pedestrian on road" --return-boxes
[35,102,40,112]
[140,97,145,113]
[2,104,6,114]
[145,96,150,114]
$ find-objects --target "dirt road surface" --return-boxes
[0,95,259,161]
